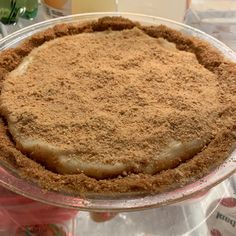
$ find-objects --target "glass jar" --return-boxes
[42,0,117,18]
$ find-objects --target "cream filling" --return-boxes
[8,120,204,178]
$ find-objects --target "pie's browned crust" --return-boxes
[0,17,235,196]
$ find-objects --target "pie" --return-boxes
[0,17,235,196]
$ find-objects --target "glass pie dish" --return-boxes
[0,12,235,212]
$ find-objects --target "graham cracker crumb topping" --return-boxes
[0,17,235,196]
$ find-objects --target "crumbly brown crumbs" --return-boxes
[0,17,235,196]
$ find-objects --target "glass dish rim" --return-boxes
[0,12,235,212]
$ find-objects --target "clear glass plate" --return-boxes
[0,12,235,211]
